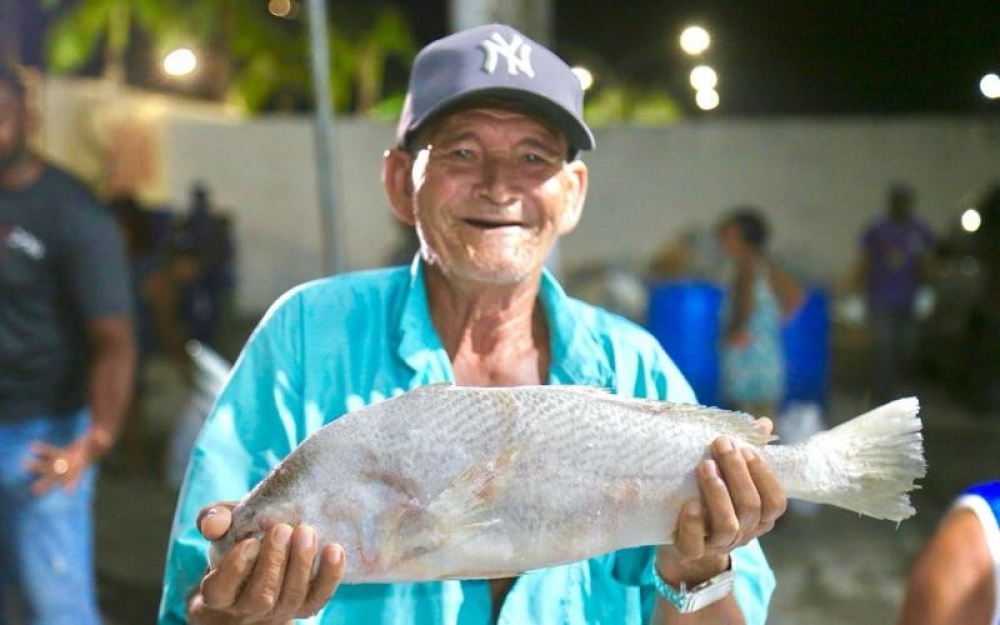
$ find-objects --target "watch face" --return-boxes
[655,568,735,613]
[686,572,735,612]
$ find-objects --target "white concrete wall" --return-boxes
[162,114,1000,313]
[163,117,398,316]
[579,118,1000,284]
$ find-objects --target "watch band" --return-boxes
[652,562,735,613]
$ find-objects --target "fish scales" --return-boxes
[210,384,925,583]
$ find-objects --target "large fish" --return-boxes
[209,383,925,582]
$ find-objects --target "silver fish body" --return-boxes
[210,384,925,582]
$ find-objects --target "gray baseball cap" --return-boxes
[396,24,595,156]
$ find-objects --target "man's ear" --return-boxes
[383,148,417,225]
[557,159,588,235]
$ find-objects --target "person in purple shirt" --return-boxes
[857,183,935,403]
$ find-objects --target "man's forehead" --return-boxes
[425,105,567,144]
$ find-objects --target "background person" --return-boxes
[856,183,935,404]
[0,64,136,623]
[896,480,999,625]
[716,207,804,418]
[159,24,785,624]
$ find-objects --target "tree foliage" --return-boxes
[40,0,415,115]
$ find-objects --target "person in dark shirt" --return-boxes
[856,183,935,403]
[0,64,136,623]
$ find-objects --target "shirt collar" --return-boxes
[396,257,615,389]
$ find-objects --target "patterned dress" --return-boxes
[719,265,785,407]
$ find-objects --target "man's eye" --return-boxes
[449,148,474,159]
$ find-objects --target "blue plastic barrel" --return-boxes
[647,282,830,409]
[646,281,723,407]
[781,290,830,407]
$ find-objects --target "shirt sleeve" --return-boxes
[61,197,132,319]
[157,291,306,623]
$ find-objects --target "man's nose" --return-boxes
[476,155,520,204]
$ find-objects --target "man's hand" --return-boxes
[24,427,113,495]
[657,420,787,586]
[189,503,346,624]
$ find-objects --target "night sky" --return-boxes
[13,0,1000,116]
[549,0,1000,116]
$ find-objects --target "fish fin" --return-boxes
[786,397,926,521]
[427,445,522,540]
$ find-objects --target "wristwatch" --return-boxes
[652,561,735,613]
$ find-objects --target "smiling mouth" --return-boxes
[464,218,523,229]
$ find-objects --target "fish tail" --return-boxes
[783,397,926,522]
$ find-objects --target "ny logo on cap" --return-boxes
[480,32,535,78]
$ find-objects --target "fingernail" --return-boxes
[702,459,719,479]
[273,524,292,549]
[716,436,734,453]
[295,525,316,551]
[688,501,702,517]
[327,544,344,566]
[244,540,261,561]
[741,447,757,462]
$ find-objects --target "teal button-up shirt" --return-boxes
[158,260,775,624]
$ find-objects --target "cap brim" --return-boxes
[403,87,595,155]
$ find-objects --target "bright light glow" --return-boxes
[981,73,1000,99]
[163,48,197,77]
[680,26,711,56]
[690,65,718,90]
[695,88,719,111]
[961,208,982,232]
[571,66,594,91]
[269,0,292,17]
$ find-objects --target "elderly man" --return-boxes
[159,24,784,624]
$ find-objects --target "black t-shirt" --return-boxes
[0,165,131,420]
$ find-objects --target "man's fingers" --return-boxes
[30,475,58,496]
[28,441,60,456]
[743,446,787,531]
[299,543,345,617]
[201,539,260,610]
[697,456,740,550]
[272,524,317,616]
[673,500,708,561]
[712,437,762,539]
[231,523,293,616]
[197,504,235,540]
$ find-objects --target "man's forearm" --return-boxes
[87,317,137,453]
[652,595,745,624]
[652,552,745,625]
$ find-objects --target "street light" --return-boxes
[571,66,594,91]
[695,88,719,111]
[680,26,710,56]
[962,208,982,233]
[163,48,197,77]
[690,65,717,90]
[268,0,300,19]
[981,73,1000,99]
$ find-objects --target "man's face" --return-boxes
[0,81,29,176]
[406,107,586,285]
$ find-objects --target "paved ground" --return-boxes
[92,327,1000,624]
